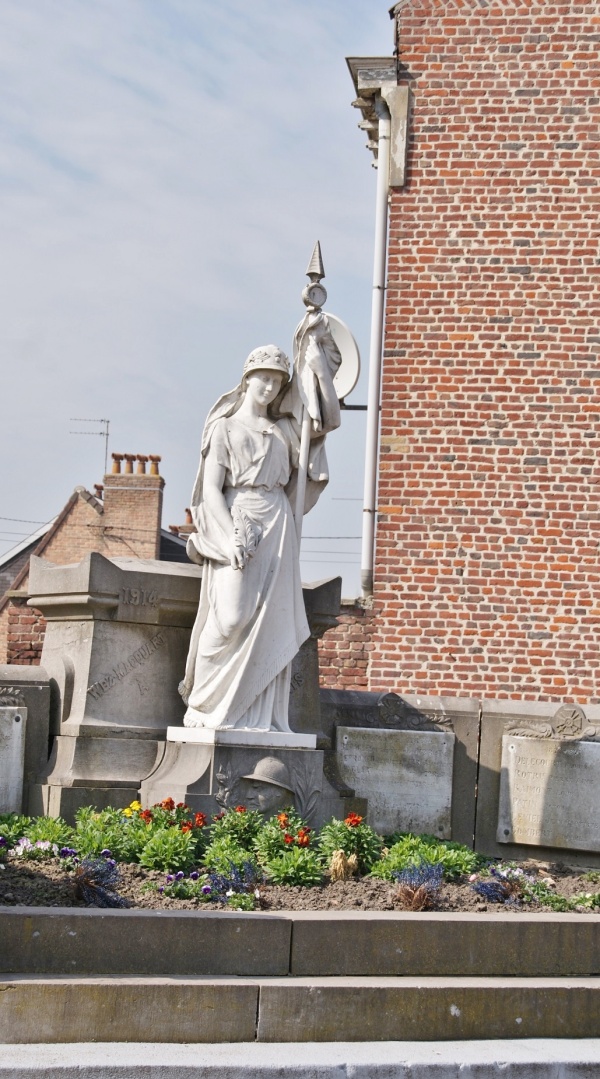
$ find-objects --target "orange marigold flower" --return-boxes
[160,798,175,812]
[139,810,153,824]
[296,833,310,847]
[276,812,289,828]
[283,833,294,844]
[344,813,363,828]
[234,805,247,813]
[194,812,207,829]
[180,822,193,833]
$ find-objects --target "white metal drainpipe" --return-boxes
[361,94,391,597]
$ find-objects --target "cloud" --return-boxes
[0,0,391,593]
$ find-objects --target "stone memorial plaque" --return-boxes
[336,726,454,836]
[0,707,27,813]
[497,735,600,852]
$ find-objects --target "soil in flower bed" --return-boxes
[1,858,598,913]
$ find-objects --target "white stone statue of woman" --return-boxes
[179,324,341,731]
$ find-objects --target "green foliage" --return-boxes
[370,833,480,881]
[210,807,263,851]
[139,828,196,872]
[160,873,211,901]
[316,815,383,874]
[0,814,31,847]
[253,809,312,865]
[24,815,74,848]
[265,846,323,887]
[520,876,600,913]
[227,893,256,911]
[74,807,133,860]
[202,837,259,876]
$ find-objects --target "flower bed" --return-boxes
[1,802,599,913]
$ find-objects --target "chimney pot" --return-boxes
[136,454,149,474]
[185,508,193,525]
[123,454,136,474]
[111,453,124,474]
[149,455,162,476]
[94,484,104,498]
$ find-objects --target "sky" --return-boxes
[0,0,393,596]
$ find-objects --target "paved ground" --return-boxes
[1,1040,600,1077]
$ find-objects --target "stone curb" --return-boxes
[2,908,600,978]
[1,976,599,1043]
[2,1039,600,1076]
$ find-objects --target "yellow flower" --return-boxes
[129,800,142,812]
[122,808,133,818]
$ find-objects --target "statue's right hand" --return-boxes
[229,541,247,571]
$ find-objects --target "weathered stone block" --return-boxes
[256,978,600,1042]
[498,734,600,853]
[0,707,27,813]
[27,553,202,819]
[336,726,454,836]
[477,701,600,866]
[288,912,600,978]
[0,978,258,1043]
[1,909,291,977]
[0,666,51,814]
[321,691,479,845]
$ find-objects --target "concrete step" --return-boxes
[2,1040,600,1078]
[3,908,600,978]
[1,975,599,1043]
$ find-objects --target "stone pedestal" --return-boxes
[27,552,202,821]
[289,577,341,742]
[141,727,365,827]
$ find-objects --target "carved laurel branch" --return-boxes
[0,687,24,707]
[377,692,454,733]
[215,761,238,810]
[292,758,321,825]
[505,705,600,742]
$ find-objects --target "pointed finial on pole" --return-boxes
[306,241,325,282]
[302,242,327,310]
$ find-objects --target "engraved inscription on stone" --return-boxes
[497,735,600,853]
[87,630,166,700]
[0,707,27,813]
[336,726,455,837]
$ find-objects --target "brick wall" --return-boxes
[0,460,165,665]
[370,0,600,702]
[6,597,46,665]
[318,601,375,690]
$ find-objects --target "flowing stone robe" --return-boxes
[180,412,327,731]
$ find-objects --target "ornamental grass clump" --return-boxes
[393,862,444,911]
[371,833,479,881]
[316,813,383,875]
[72,857,127,908]
[472,866,524,906]
[205,859,261,910]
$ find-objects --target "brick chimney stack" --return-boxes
[103,453,165,559]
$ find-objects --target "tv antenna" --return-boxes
[69,418,110,475]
